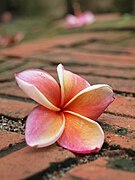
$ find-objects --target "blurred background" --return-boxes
[0,0,135,18]
[0,0,135,46]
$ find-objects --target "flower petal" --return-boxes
[25,105,65,147]
[57,64,90,107]
[15,68,60,111]
[66,14,84,28]
[82,11,95,25]
[64,84,114,120]
[57,111,104,154]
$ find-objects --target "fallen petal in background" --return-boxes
[66,11,95,29]
[0,32,24,48]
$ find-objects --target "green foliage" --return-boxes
[108,158,135,172]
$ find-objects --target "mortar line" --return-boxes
[0,141,26,158]
[29,57,135,71]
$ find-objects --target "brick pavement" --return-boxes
[0,26,135,180]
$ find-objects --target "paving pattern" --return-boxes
[0,25,135,180]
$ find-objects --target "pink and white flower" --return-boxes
[15,64,114,154]
[66,11,95,29]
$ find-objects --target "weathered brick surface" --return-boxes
[105,132,135,150]
[77,43,135,55]
[84,75,135,94]
[99,113,135,131]
[58,158,135,180]
[107,95,135,117]
[40,48,135,66]
[0,55,6,61]
[1,31,130,58]
[0,131,24,151]
[70,49,135,63]
[0,81,28,97]
[0,33,99,58]
[65,66,135,79]
[0,98,36,118]
[0,17,135,180]
[98,114,135,150]
[0,60,45,81]
[0,145,75,180]
[0,59,23,73]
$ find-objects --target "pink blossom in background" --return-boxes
[66,11,95,29]
[15,64,114,154]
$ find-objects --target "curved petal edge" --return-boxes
[57,111,104,154]
[25,106,65,147]
[15,69,61,111]
[57,64,90,107]
[64,84,115,120]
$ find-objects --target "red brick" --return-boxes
[129,47,135,54]
[0,60,45,81]
[0,55,6,61]
[30,51,77,64]
[66,66,135,79]
[0,40,54,58]
[42,49,135,67]
[105,132,135,150]
[0,33,97,58]
[0,81,27,97]
[84,75,135,94]
[99,113,135,131]
[0,145,75,180]
[107,95,135,117]
[1,31,132,59]
[0,131,24,151]
[78,43,135,55]
[69,49,135,64]
[0,98,36,118]
[59,158,135,180]
[98,114,135,150]
[0,59,23,72]
[98,113,135,150]
[31,53,135,79]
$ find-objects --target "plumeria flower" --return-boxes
[66,11,95,29]
[15,64,114,154]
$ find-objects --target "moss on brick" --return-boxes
[108,158,135,172]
